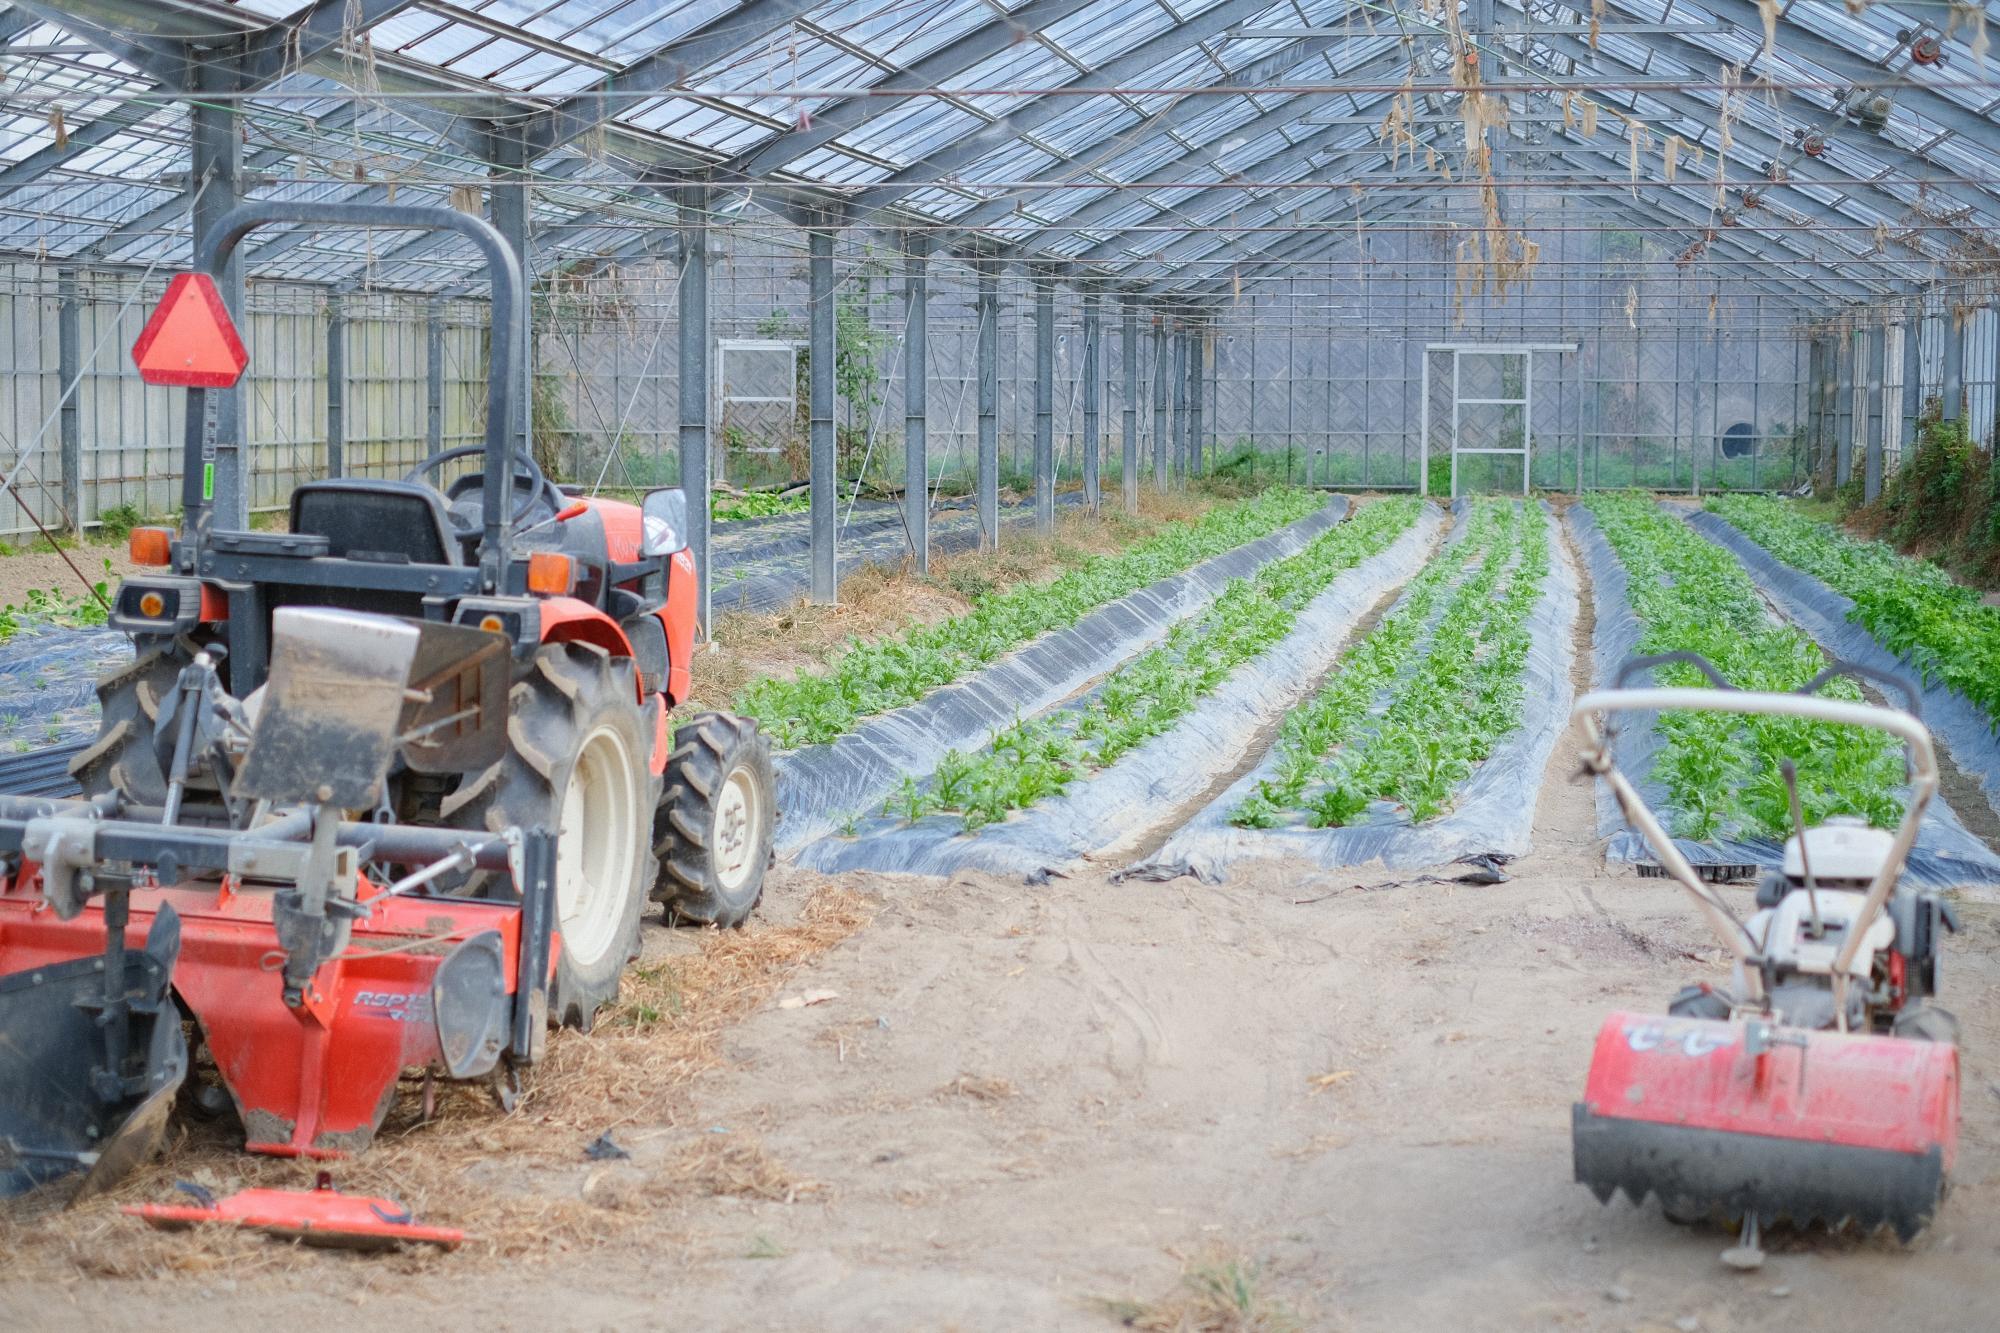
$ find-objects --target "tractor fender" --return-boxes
[663,548,696,704]
[537,598,637,682]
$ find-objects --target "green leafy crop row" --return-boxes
[1586,493,1903,841]
[739,487,1326,747]
[712,490,810,522]
[1231,499,1547,830]
[1705,493,2000,732]
[881,497,1423,830]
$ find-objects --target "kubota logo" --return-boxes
[1623,1023,1733,1058]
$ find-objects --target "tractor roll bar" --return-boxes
[189,201,523,593]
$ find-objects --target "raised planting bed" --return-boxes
[791,497,1442,878]
[1700,495,2000,818]
[1573,494,2000,887]
[1143,499,1577,878]
[740,486,1327,747]
[769,495,1353,853]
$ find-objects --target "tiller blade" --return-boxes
[1573,1012,1958,1241]
[0,906,187,1198]
[126,1173,463,1250]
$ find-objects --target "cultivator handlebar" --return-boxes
[0,607,558,1198]
[1570,652,1958,1246]
[1572,656,1938,1008]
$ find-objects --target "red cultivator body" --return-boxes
[1574,1012,1958,1240]
[1570,653,1962,1251]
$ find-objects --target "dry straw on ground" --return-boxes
[1100,1249,1303,1333]
[0,884,873,1282]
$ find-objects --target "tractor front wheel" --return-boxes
[444,643,658,1031]
[654,712,776,928]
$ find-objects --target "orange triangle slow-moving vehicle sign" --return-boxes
[131,272,249,388]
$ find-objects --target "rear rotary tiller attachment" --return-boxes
[0,607,554,1202]
[1568,652,1962,1247]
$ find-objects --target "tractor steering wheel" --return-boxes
[404,446,563,527]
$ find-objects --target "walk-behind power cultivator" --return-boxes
[0,202,775,1244]
[1571,652,1961,1261]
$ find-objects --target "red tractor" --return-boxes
[0,202,775,1209]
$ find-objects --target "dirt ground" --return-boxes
[0,539,136,610]
[8,742,1997,1330]
[5,504,1999,1330]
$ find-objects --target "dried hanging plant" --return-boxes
[1590,0,1605,50]
[48,108,65,151]
[1714,66,1742,214]
[1581,99,1599,140]
[1948,3,1990,68]
[1624,115,1652,197]
[1663,134,1683,181]
[1626,284,1640,330]
[1756,0,1781,59]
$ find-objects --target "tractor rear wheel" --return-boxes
[654,712,775,928]
[70,636,195,806]
[443,643,658,1031]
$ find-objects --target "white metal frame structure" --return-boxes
[1418,342,1578,498]
[711,337,802,487]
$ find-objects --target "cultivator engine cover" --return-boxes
[1573,1012,1957,1240]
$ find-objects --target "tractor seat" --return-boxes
[291,479,462,567]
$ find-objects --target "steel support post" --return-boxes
[1835,332,1855,486]
[325,297,346,478]
[1901,298,1923,450]
[1032,272,1055,534]
[808,217,838,602]
[187,52,244,529]
[972,262,996,548]
[904,235,931,569]
[976,263,1000,549]
[1188,326,1204,477]
[1121,306,1139,514]
[677,185,712,631]
[425,297,445,459]
[1151,320,1168,491]
[1805,338,1823,474]
[1171,328,1187,481]
[1864,322,1886,503]
[1081,289,1100,514]
[487,132,533,480]
[57,268,80,530]
[1942,304,1964,423]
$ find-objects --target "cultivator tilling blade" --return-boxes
[1572,1012,1958,1242]
[0,906,187,1198]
